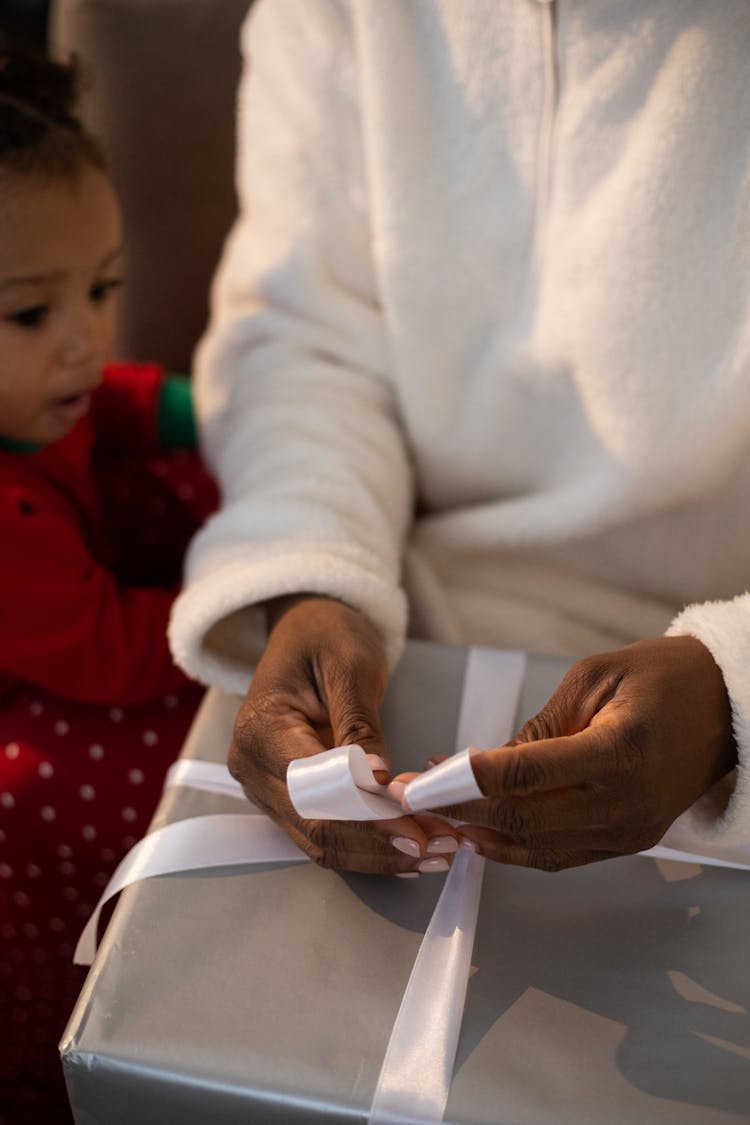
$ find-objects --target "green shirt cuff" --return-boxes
[157,375,196,448]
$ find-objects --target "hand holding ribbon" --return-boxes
[228,595,459,873]
[402,636,738,872]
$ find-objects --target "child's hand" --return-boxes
[228,596,459,874]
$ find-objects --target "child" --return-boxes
[0,44,217,1123]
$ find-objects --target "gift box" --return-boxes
[60,641,750,1125]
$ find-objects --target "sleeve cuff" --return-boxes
[666,593,750,844]
[157,375,197,449]
[168,547,408,694]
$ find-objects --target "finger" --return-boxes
[466,727,616,801]
[274,810,429,875]
[323,654,390,767]
[366,753,391,784]
[455,829,623,871]
[249,771,456,867]
[311,809,459,864]
[307,815,456,874]
[446,786,612,836]
[233,709,458,864]
[387,770,419,803]
[408,813,461,856]
[391,756,454,784]
[392,767,605,838]
[477,842,621,872]
[508,657,623,747]
[458,820,640,856]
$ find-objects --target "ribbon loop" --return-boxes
[402,747,483,812]
[287,744,402,821]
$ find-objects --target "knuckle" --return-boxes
[230,692,292,783]
[325,663,382,745]
[513,708,557,746]
[227,740,269,800]
[533,849,570,873]
[512,654,624,750]
[560,657,623,721]
[326,659,358,698]
[227,741,247,784]
[296,835,322,863]
[489,800,536,841]
[604,792,664,853]
[232,694,273,755]
[633,826,662,853]
[339,711,378,747]
[305,818,332,852]
[305,818,368,869]
[227,729,266,787]
[326,655,373,701]
[501,748,545,794]
[564,656,610,698]
[611,716,654,781]
[629,808,665,853]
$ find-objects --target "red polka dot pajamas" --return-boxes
[0,363,217,1123]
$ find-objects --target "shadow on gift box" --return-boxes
[448,856,750,1117]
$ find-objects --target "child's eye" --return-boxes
[5,306,48,329]
[90,278,123,304]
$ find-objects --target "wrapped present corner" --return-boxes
[60,642,750,1125]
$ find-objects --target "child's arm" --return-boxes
[0,488,191,706]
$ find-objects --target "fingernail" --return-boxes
[387,780,406,802]
[418,857,450,874]
[392,836,421,857]
[426,836,458,855]
[395,871,420,879]
[460,839,479,854]
[366,753,388,773]
[425,758,439,770]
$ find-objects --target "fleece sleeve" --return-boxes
[169,0,413,693]
[666,594,750,845]
[0,488,190,706]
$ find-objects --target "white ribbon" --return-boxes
[75,813,306,965]
[367,844,485,1125]
[74,645,750,1125]
[403,747,482,812]
[287,744,402,820]
[164,757,245,799]
[366,647,526,1125]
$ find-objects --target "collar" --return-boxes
[0,435,43,454]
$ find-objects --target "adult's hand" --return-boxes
[412,637,736,871]
[228,595,459,874]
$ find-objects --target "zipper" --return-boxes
[534,0,559,246]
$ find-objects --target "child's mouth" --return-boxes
[51,391,92,425]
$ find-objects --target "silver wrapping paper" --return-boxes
[61,641,750,1124]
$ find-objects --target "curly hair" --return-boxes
[0,36,106,178]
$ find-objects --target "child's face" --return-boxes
[0,164,123,445]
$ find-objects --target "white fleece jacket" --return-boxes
[170,0,750,843]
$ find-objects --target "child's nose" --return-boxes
[60,309,106,368]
